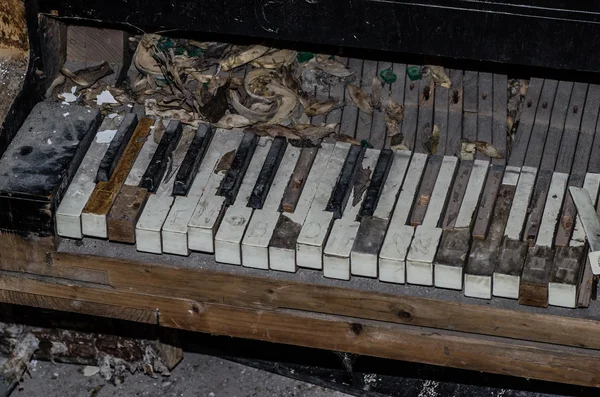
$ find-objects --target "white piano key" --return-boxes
[502,165,521,187]
[454,159,489,228]
[324,148,379,280]
[493,273,520,300]
[349,150,412,276]
[296,143,351,270]
[406,226,443,286]
[571,173,600,247]
[570,186,600,274]
[536,172,568,248]
[215,137,273,265]
[124,120,161,186]
[137,129,237,253]
[406,156,457,285]
[269,144,335,273]
[242,145,301,269]
[160,129,243,255]
[56,116,123,239]
[504,166,537,240]
[378,153,428,283]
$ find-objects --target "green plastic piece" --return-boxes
[187,47,204,57]
[360,139,373,149]
[406,66,422,81]
[297,52,314,63]
[380,68,397,84]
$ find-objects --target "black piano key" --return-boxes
[359,149,393,218]
[95,113,138,182]
[139,120,183,193]
[219,131,259,205]
[172,124,214,196]
[248,136,287,209]
[326,145,365,219]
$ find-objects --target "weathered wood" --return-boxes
[4,273,600,388]
[549,245,585,308]
[493,238,529,299]
[219,131,258,205]
[81,118,153,238]
[326,144,364,219]
[554,174,585,247]
[249,136,287,209]
[555,83,587,174]
[415,78,435,154]
[446,70,463,156]
[340,58,362,139]
[519,246,555,307]
[476,72,493,161]
[492,74,507,165]
[539,81,572,172]
[280,147,318,213]
[139,120,182,193]
[385,63,407,148]
[173,124,213,196]
[441,160,472,230]
[107,185,148,243]
[433,228,471,290]
[578,257,596,308]
[472,165,503,239]
[325,58,348,136]
[355,59,376,143]
[433,68,449,155]
[410,155,442,226]
[0,0,27,50]
[66,25,128,64]
[401,65,420,151]
[370,61,391,150]
[572,84,600,174]
[523,80,558,169]
[508,78,543,167]
[96,113,138,182]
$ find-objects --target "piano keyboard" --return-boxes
[44,65,600,311]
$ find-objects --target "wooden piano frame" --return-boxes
[2,2,600,389]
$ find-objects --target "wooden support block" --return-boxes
[82,118,154,238]
[107,185,148,243]
[519,246,554,307]
[280,147,318,213]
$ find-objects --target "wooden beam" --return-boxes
[0,273,599,388]
[51,251,600,350]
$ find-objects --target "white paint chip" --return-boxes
[96,90,118,105]
[63,112,70,117]
[95,129,117,143]
[46,138,52,145]
[60,87,78,103]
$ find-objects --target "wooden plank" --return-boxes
[524,170,553,244]
[571,186,600,274]
[66,25,126,64]
[476,72,493,161]
[280,147,318,213]
[446,69,463,156]
[7,272,600,389]
[555,83,587,174]
[340,58,362,138]
[441,160,472,230]
[463,71,478,113]
[410,155,442,226]
[52,247,600,351]
[355,59,376,143]
[571,84,600,175]
[471,165,503,239]
[508,78,544,167]
[536,172,568,247]
[81,118,154,238]
[492,74,507,165]
[433,68,449,155]
[96,113,138,182]
[106,185,148,243]
[554,174,585,247]
[504,166,537,240]
[385,63,407,148]
[370,61,392,150]
[401,65,420,151]
[523,79,558,169]
[464,184,515,299]
[415,77,435,154]
[539,81,572,172]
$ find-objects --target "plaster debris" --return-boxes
[96,129,117,143]
[96,90,118,106]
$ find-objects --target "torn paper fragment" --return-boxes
[96,90,118,106]
[96,129,117,143]
[60,87,78,103]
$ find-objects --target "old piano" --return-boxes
[2,0,600,388]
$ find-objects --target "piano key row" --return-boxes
[56,116,600,309]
